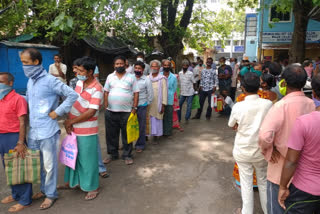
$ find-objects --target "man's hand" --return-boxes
[212,87,216,94]
[49,111,58,120]
[278,185,290,210]
[14,143,27,159]
[131,108,137,114]
[270,147,281,164]
[199,86,203,91]
[232,123,238,131]
[64,119,73,135]
[160,105,165,114]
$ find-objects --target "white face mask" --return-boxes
[137,58,143,62]
[151,69,158,74]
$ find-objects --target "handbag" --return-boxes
[127,113,139,144]
[59,132,78,170]
[4,149,41,186]
[192,95,200,109]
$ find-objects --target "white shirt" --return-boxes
[225,96,234,108]
[228,94,272,162]
[49,63,67,83]
[179,70,195,96]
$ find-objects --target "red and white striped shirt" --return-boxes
[69,79,103,136]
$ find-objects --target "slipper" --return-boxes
[32,192,45,200]
[99,171,110,178]
[85,190,99,201]
[1,195,16,204]
[103,158,113,164]
[8,203,31,213]
[233,208,242,214]
[136,149,143,153]
[125,158,133,165]
[39,198,57,210]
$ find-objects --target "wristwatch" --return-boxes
[132,106,138,110]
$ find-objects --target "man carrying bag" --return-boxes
[0,72,32,212]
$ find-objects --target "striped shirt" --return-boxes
[104,71,139,112]
[69,79,103,136]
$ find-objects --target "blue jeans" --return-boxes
[178,95,193,121]
[28,132,59,199]
[267,181,285,214]
[135,106,147,150]
[0,133,32,206]
[97,137,107,173]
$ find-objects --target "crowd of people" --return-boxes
[0,47,320,213]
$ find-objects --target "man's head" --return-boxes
[221,89,229,98]
[134,61,145,77]
[206,57,213,68]
[20,48,42,65]
[136,52,145,62]
[219,57,226,65]
[241,72,260,94]
[54,54,62,63]
[191,62,197,68]
[312,73,320,100]
[150,60,161,74]
[72,58,81,74]
[113,55,126,74]
[316,56,320,63]
[254,63,262,71]
[196,56,201,62]
[182,59,189,72]
[0,72,14,87]
[198,59,204,66]
[281,65,307,91]
[163,59,171,72]
[268,62,282,76]
[76,57,96,81]
[125,59,130,68]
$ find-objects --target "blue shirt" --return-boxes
[161,72,177,105]
[27,71,78,140]
[136,75,154,106]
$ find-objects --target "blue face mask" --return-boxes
[77,75,88,81]
[0,83,12,100]
[23,65,44,79]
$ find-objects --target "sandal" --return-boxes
[233,208,242,214]
[1,195,16,204]
[85,190,99,201]
[125,158,133,165]
[178,127,184,132]
[136,149,143,153]
[32,192,45,200]
[8,203,31,213]
[39,198,57,210]
[99,171,110,178]
[57,184,74,190]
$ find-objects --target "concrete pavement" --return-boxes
[0,109,263,214]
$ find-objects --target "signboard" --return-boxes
[264,56,272,61]
[263,31,320,43]
[215,46,224,52]
[234,46,244,52]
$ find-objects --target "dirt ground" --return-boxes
[0,105,264,214]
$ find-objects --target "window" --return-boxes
[240,40,245,46]
[246,16,257,37]
[216,41,221,46]
[269,6,291,22]
[233,40,239,46]
[225,40,231,46]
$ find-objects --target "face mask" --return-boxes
[199,64,203,66]
[137,58,143,62]
[77,75,88,81]
[231,62,235,66]
[0,83,12,100]
[312,94,320,108]
[305,67,313,74]
[279,79,287,96]
[206,62,212,67]
[183,67,188,72]
[23,65,44,79]
[163,67,170,72]
[116,66,126,73]
[220,62,225,66]
[151,69,158,74]
[134,70,142,76]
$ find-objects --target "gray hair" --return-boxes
[162,59,171,67]
[150,60,161,67]
[0,72,14,82]
[182,59,190,66]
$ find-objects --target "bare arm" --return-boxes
[55,63,66,79]
[64,109,97,134]
[131,92,139,114]
[104,91,109,109]
[14,115,27,158]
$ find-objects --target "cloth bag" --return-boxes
[215,98,224,112]
[192,95,200,109]
[127,113,139,144]
[59,132,78,170]
[4,149,41,186]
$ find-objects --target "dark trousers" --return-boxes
[267,181,285,214]
[163,105,173,136]
[285,184,320,214]
[230,87,236,101]
[0,133,32,206]
[105,110,132,159]
[195,90,213,119]
[135,106,147,150]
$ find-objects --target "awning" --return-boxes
[262,43,320,50]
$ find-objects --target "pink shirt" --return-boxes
[259,91,315,185]
[288,111,320,196]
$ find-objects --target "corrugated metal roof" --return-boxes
[0,41,59,49]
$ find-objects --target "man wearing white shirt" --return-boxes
[178,59,196,122]
[228,72,272,214]
[49,54,67,84]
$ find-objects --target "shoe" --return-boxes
[125,158,134,165]
[192,116,200,119]
[206,117,211,120]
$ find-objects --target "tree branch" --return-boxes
[179,0,194,29]
[161,0,169,29]
[168,0,179,29]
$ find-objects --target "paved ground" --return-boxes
[0,106,263,214]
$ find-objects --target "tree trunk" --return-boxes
[288,0,312,64]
